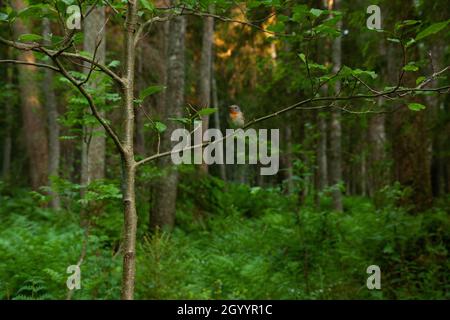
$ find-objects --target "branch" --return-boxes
[0,59,60,72]
[181,9,293,37]
[135,82,450,167]
[0,36,124,86]
[49,54,125,154]
[134,15,172,47]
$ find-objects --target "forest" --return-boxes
[0,0,449,300]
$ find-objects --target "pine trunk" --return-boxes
[150,13,186,232]
[11,0,49,190]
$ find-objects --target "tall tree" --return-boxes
[284,125,294,194]
[212,77,227,181]
[368,39,388,198]
[315,111,328,203]
[150,14,186,231]
[198,8,214,174]
[81,6,106,186]
[42,18,61,209]
[11,0,49,189]
[387,0,433,211]
[1,57,13,181]
[328,0,343,212]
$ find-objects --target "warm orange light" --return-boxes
[327,0,334,10]
[217,48,232,59]
[24,53,35,64]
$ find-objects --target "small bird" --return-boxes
[228,105,245,128]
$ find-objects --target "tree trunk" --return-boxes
[368,40,387,198]
[1,126,11,181]
[120,1,138,300]
[2,62,13,181]
[81,6,106,186]
[150,14,186,232]
[361,147,367,196]
[198,8,214,174]
[212,77,227,181]
[42,18,61,209]
[388,1,432,211]
[135,45,146,156]
[368,106,386,196]
[316,112,328,190]
[284,125,294,194]
[328,0,343,212]
[428,43,444,197]
[11,0,49,190]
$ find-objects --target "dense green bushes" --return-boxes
[0,180,448,299]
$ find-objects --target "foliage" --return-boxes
[1,181,448,300]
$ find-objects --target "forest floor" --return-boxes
[0,179,448,300]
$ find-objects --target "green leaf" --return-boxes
[310,8,323,17]
[298,53,306,64]
[154,121,167,133]
[59,135,78,140]
[401,20,420,26]
[292,5,308,22]
[407,103,426,111]
[139,0,155,12]
[267,21,285,33]
[309,62,328,71]
[108,60,120,68]
[416,20,449,41]
[352,68,377,79]
[405,38,416,48]
[0,12,8,21]
[18,34,43,42]
[17,5,45,19]
[403,63,419,72]
[396,19,420,31]
[168,117,191,125]
[387,38,400,43]
[198,108,218,116]
[139,85,166,100]
[415,76,426,85]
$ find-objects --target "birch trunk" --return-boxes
[120,1,138,300]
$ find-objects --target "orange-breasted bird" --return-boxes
[228,105,245,128]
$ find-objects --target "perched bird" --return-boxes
[228,105,245,128]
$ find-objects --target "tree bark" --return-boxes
[2,60,13,181]
[42,18,61,209]
[1,125,11,181]
[367,40,387,198]
[150,13,186,232]
[316,112,328,190]
[198,8,214,174]
[120,1,138,300]
[11,0,49,190]
[81,6,106,186]
[135,45,146,156]
[328,0,343,212]
[284,125,294,194]
[428,43,444,196]
[388,0,432,211]
[368,104,386,196]
[212,77,227,181]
